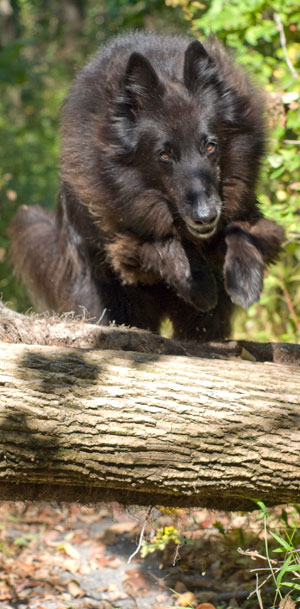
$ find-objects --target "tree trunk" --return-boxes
[1,340,300,510]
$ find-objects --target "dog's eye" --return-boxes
[206,141,217,155]
[159,151,172,162]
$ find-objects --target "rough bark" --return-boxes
[1,301,300,365]
[1,340,300,510]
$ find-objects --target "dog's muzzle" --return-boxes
[185,213,220,239]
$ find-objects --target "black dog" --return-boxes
[11,32,284,341]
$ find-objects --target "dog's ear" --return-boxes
[111,53,164,155]
[184,40,216,93]
[123,52,165,113]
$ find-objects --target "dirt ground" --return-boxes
[0,502,278,609]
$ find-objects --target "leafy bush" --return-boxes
[167,0,300,342]
[251,501,300,608]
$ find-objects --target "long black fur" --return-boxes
[11,32,284,341]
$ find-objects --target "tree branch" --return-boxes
[274,13,299,79]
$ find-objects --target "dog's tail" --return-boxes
[10,203,102,318]
[10,204,63,312]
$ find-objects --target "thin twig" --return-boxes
[278,269,300,335]
[248,570,281,599]
[286,233,300,243]
[172,542,182,566]
[238,547,277,563]
[250,561,300,575]
[274,13,299,79]
[127,506,152,564]
[263,512,281,601]
[256,573,265,609]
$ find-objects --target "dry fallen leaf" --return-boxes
[195,603,217,609]
[156,593,169,602]
[98,601,112,609]
[79,508,109,523]
[98,520,137,544]
[0,583,12,601]
[62,542,81,559]
[279,596,296,609]
[63,558,80,573]
[83,600,101,608]
[176,591,196,607]
[80,563,92,575]
[240,347,256,361]
[107,583,125,602]
[97,554,122,568]
[67,580,84,598]
[15,561,36,576]
[123,568,150,597]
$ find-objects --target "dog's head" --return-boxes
[112,40,263,240]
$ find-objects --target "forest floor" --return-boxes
[0,502,291,609]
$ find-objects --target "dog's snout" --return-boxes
[192,207,218,225]
[186,189,220,225]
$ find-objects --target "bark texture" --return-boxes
[1,301,300,365]
[1,340,300,510]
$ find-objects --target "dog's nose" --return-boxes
[192,208,218,225]
[186,190,220,225]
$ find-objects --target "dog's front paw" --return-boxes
[106,236,157,285]
[224,231,264,309]
[175,258,218,312]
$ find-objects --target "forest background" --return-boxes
[0,0,299,343]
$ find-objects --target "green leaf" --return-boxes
[254,499,268,515]
[270,532,294,551]
[284,564,300,572]
[281,582,300,591]
[276,554,293,587]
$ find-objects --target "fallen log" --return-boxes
[1,301,300,365]
[1,339,300,510]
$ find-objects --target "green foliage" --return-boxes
[141,525,180,556]
[0,34,65,310]
[101,0,186,33]
[167,0,300,342]
[253,501,300,607]
[141,504,300,608]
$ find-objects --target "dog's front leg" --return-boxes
[106,234,217,312]
[224,218,285,309]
